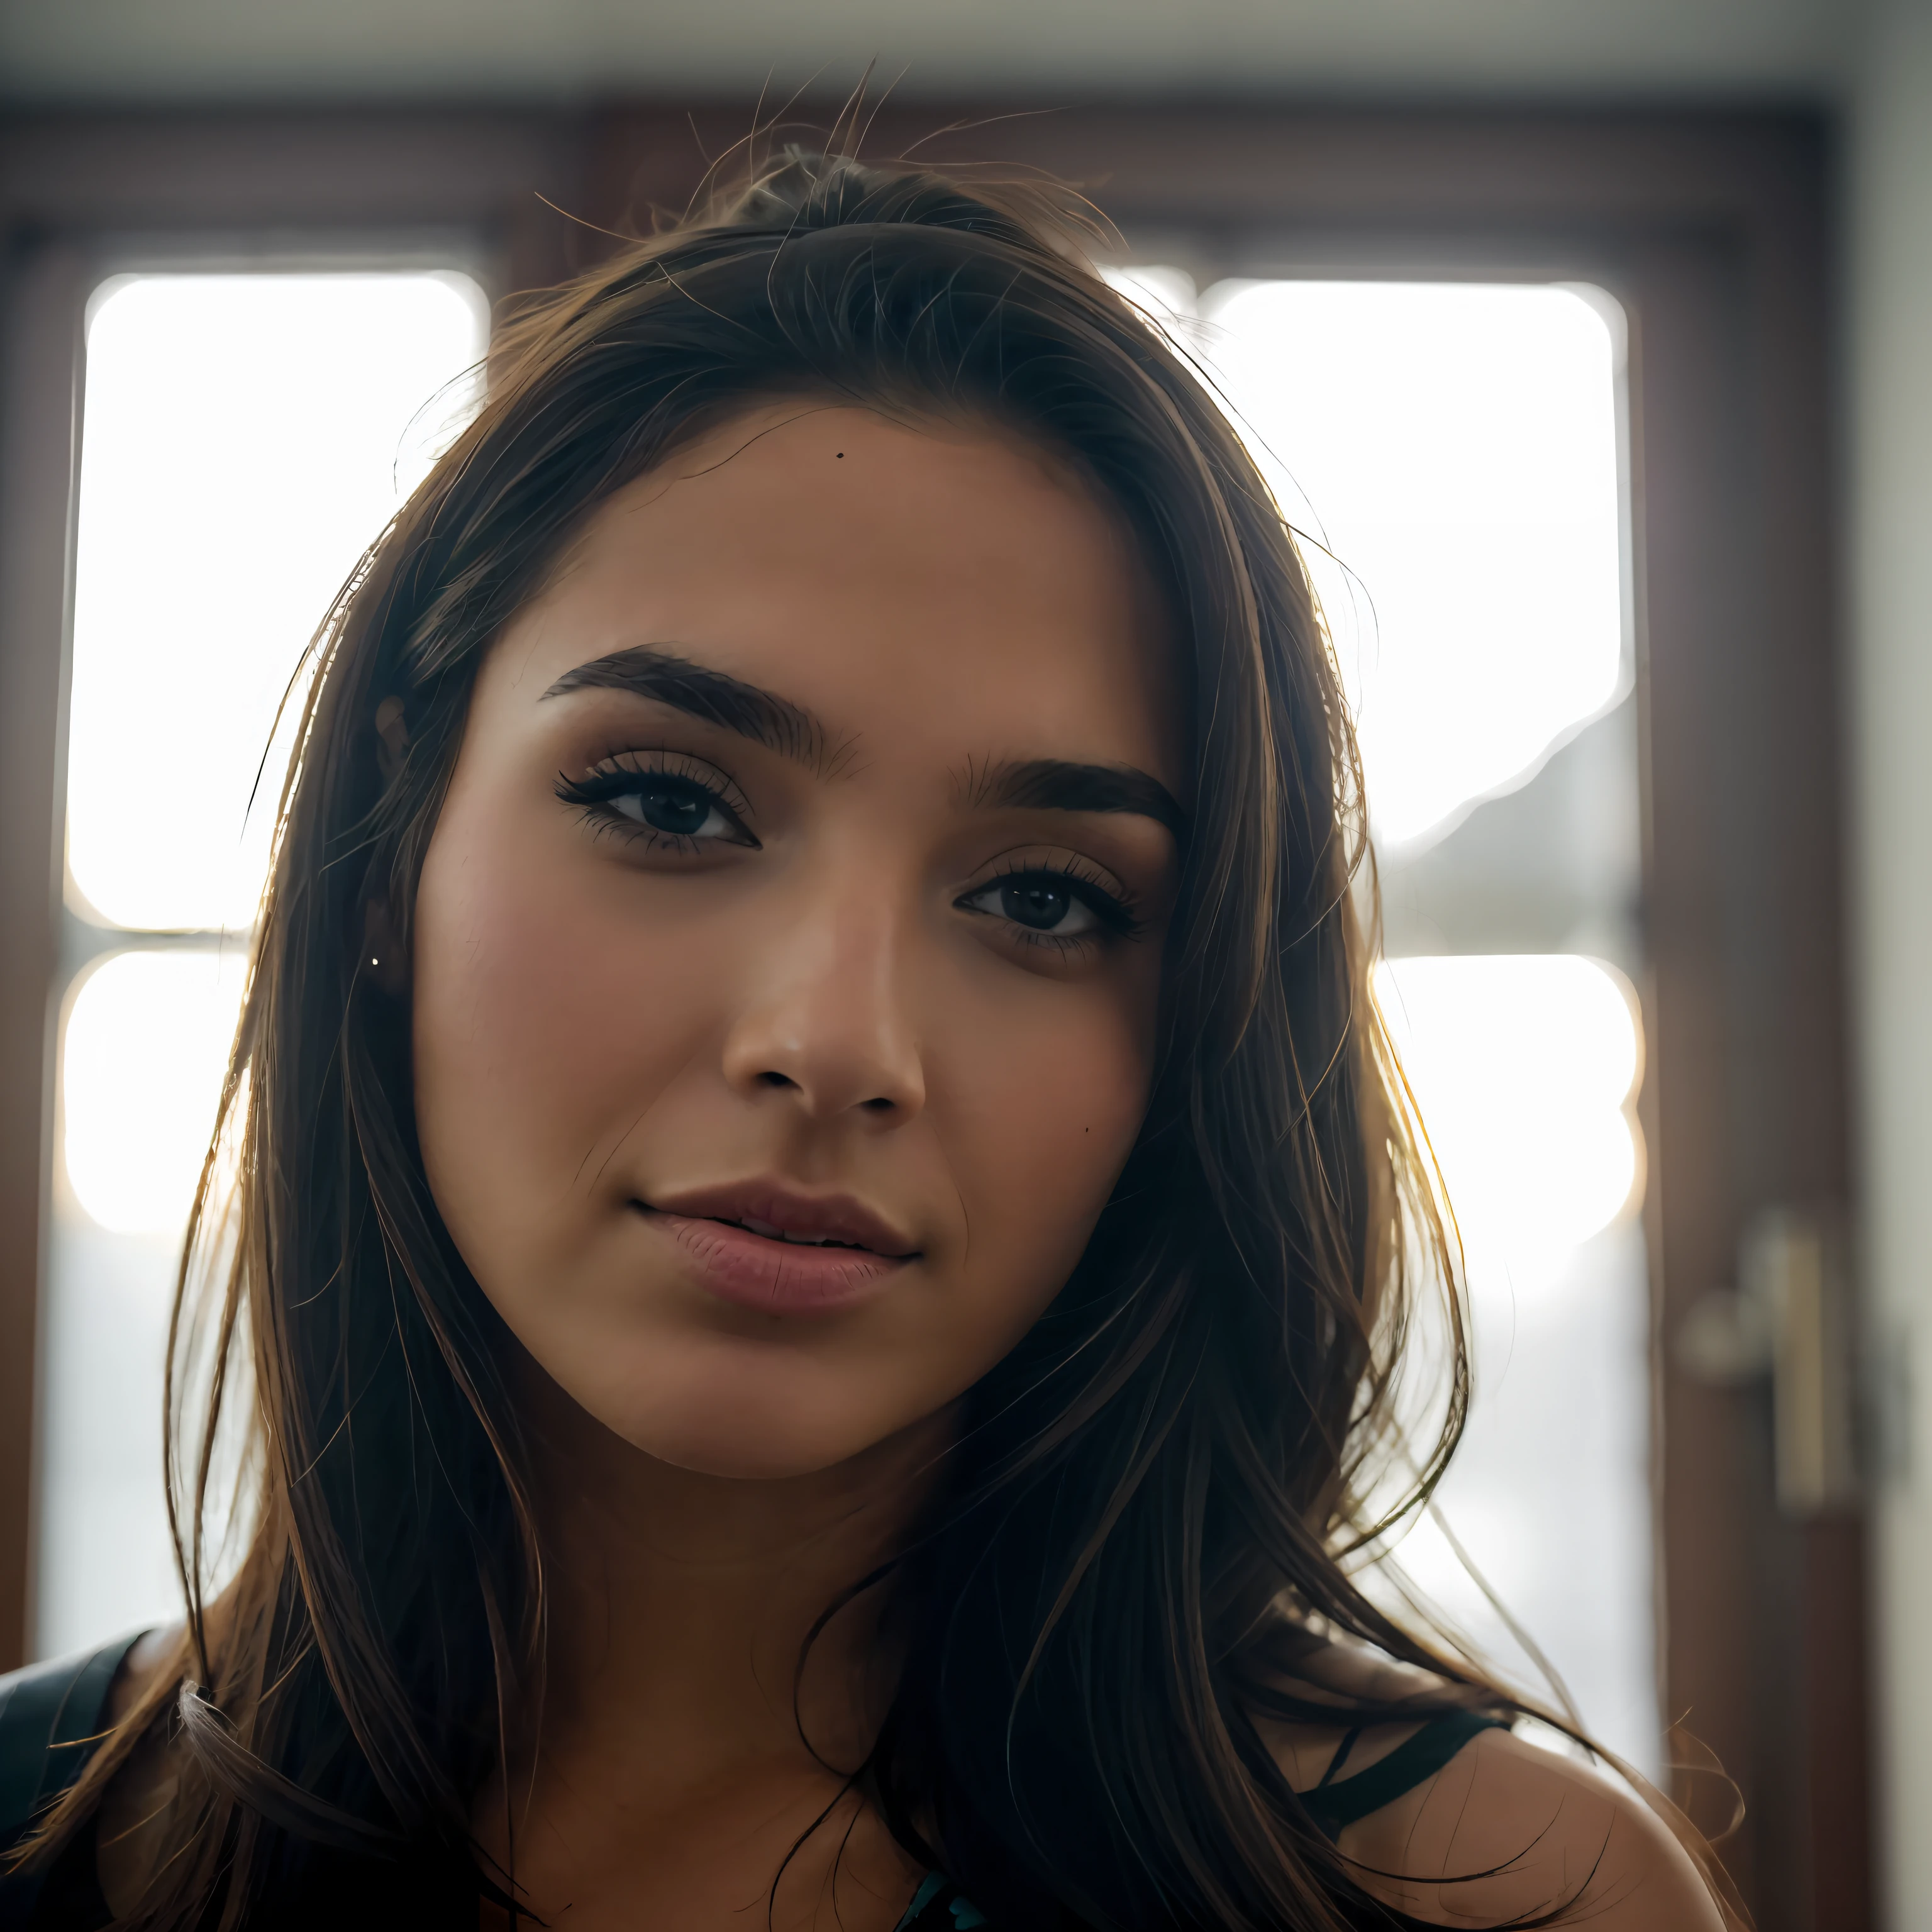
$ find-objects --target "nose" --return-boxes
[719,884,927,1127]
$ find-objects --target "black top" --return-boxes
[1,1636,1506,1929]
[0,1631,142,1931]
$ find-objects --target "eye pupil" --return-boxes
[1001,877,1071,930]
[636,783,709,835]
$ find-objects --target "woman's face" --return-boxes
[412,404,1184,1479]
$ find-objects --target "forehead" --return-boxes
[486,402,1184,789]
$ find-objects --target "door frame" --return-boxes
[0,99,1858,1929]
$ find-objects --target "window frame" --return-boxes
[0,102,1857,1929]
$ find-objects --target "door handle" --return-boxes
[1674,1206,1859,1516]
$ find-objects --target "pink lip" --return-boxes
[638,1180,919,1318]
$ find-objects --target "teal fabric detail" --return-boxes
[899,1872,947,1923]
[895,1870,987,1929]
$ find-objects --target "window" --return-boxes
[35,270,488,1658]
[1115,270,1655,1768]
[41,265,1649,1763]
[0,103,1843,1916]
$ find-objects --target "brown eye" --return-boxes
[963,872,1099,936]
[614,777,723,838]
[555,757,758,849]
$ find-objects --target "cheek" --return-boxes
[410,801,714,1250]
[938,977,1155,1322]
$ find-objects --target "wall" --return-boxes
[0,0,1854,106]
[1849,0,1932,1921]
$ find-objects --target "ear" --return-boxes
[361,892,410,1000]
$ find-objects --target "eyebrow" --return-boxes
[543,648,827,768]
[970,758,1188,838]
[545,646,1186,836]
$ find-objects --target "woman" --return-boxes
[0,150,1736,1930]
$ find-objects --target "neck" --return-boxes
[514,1361,957,1782]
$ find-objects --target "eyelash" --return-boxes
[553,751,758,852]
[555,757,1143,950]
[958,855,1144,952]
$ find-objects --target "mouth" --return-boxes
[719,1214,884,1252]
[635,1182,920,1317]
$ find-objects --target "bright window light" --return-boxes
[42,267,490,1661]
[1201,280,1624,850]
[67,272,489,933]
[1375,954,1642,1277]
[61,948,248,1235]
[1370,952,1652,1770]
[1107,269,1654,1768]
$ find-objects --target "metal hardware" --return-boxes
[1674,1206,1858,1516]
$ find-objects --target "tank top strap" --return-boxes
[1299,1708,1511,1843]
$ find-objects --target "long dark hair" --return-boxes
[23,145,1723,1930]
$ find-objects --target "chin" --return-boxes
[597,1377,905,1482]
[630,1425,855,1482]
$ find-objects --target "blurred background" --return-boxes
[0,3,1924,1927]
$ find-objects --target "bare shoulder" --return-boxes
[105,1622,184,1725]
[1249,1645,1728,1929]
[1335,1724,1726,1928]
[97,1621,189,1918]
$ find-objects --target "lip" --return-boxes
[638,1180,919,1318]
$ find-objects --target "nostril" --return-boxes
[758,1070,800,1091]
[861,1096,896,1113]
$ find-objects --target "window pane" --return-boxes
[67,272,488,933]
[40,948,248,1657]
[37,268,487,1659]
[1376,955,1640,1267]
[1375,956,1656,1770]
[1155,269,1656,1769]
[1204,279,1624,851]
[62,948,248,1235]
